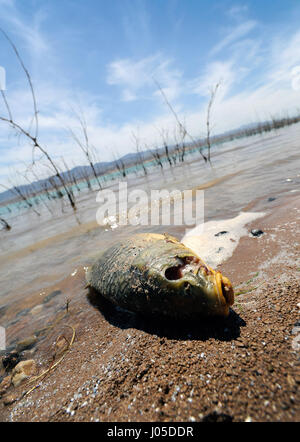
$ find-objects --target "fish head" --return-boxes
[158,253,234,317]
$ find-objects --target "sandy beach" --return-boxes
[0,190,299,422]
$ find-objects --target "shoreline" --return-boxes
[0,192,299,422]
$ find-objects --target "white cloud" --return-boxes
[266,31,300,88]
[210,20,257,56]
[0,1,49,58]
[189,61,236,99]
[107,54,182,102]
[227,5,249,21]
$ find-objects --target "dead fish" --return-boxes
[86,233,234,319]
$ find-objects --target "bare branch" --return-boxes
[131,130,147,176]
[69,110,102,190]
[206,82,220,163]
[0,90,13,121]
[0,28,39,141]
[156,127,172,167]
[0,31,76,211]
[0,217,11,230]
[154,78,208,162]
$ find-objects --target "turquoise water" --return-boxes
[0,142,216,218]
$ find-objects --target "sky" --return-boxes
[0,0,300,185]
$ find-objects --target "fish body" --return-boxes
[86,233,234,319]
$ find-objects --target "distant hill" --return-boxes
[0,145,166,204]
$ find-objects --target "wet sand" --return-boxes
[0,193,299,422]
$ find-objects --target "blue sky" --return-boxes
[0,0,300,185]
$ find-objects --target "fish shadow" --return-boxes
[87,287,246,341]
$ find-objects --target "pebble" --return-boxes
[16,336,37,353]
[0,375,11,396]
[287,375,296,387]
[251,229,264,237]
[214,231,228,237]
[42,290,62,304]
[30,304,43,315]
[11,359,37,387]
[16,308,30,318]
[3,394,17,406]
[235,341,246,348]
[55,336,69,354]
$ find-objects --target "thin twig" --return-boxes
[153,78,208,162]
[0,28,39,141]
[23,325,76,397]
[206,82,220,163]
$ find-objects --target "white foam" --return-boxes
[181,211,265,268]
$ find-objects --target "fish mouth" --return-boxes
[214,272,234,307]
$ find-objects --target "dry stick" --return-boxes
[131,130,148,176]
[0,217,11,230]
[61,157,75,191]
[69,160,81,192]
[172,117,187,163]
[157,127,173,167]
[17,167,54,215]
[26,163,55,209]
[0,114,76,210]
[41,180,53,201]
[15,179,42,214]
[173,127,186,164]
[0,90,12,121]
[206,82,220,164]
[69,112,102,190]
[150,147,164,169]
[0,182,40,216]
[119,158,127,178]
[23,325,76,397]
[0,28,39,142]
[179,117,187,162]
[70,170,81,193]
[77,165,92,190]
[48,176,64,199]
[153,78,208,163]
[112,151,127,178]
[57,159,81,224]
[0,31,76,211]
